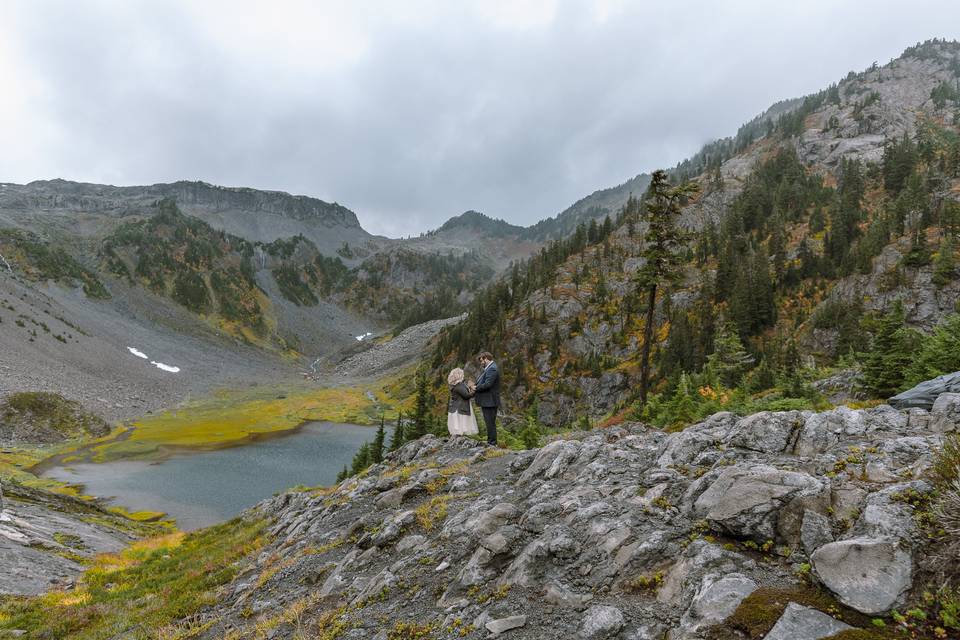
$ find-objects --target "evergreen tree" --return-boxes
[902,224,932,268]
[933,234,956,287]
[349,442,371,476]
[389,411,405,451]
[706,322,754,387]
[636,170,699,405]
[861,302,920,397]
[550,325,562,361]
[663,372,699,428]
[371,415,386,464]
[882,132,917,195]
[409,367,432,440]
[904,314,960,387]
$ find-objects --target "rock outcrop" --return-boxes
[189,398,955,638]
[0,482,152,595]
[889,372,960,410]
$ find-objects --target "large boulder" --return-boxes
[929,392,960,433]
[690,465,829,543]
[889,371,960,410]
[795,406,906,456]
[810,537,912,614]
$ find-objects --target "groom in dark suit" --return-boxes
[474,351,501,445]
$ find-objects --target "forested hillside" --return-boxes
[425,39,960,434]
[97,199,494,348]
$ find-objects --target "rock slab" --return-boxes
[763,602,852,640]
[811,537,912,614]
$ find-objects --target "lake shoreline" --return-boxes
[35,421,384,531]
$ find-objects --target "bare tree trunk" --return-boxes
[639,284,657,406]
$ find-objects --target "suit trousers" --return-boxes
[481,406,498,445]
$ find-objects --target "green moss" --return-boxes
[719,587,873,639]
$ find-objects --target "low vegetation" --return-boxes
[1,391,110,441]
[0,228,109,298]
[0,517,269,639]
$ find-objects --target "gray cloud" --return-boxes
[2,1,959,236]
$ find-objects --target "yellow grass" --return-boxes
[87,375,410,462]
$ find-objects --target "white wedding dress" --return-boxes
[447,404,479,436]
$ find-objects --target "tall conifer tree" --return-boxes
[636,170,699,405]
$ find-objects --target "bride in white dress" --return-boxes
[446,367,479,436]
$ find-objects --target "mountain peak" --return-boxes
[436,210,525,237]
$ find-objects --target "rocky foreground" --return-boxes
[0,483,151,595]
[187,397,958,639]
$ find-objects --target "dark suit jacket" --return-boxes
[448,382,474,415]
[474,362,501,408]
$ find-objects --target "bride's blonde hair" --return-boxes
[447,367,465,386]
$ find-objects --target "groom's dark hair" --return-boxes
[478,351,493,361]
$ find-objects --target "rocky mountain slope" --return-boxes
[7,398,949,637]
[430,39,960,427]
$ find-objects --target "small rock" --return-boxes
[544,582,592,609]
[579,605,625,640]
[485,615,527,636]
[626,622,668,640]
[396,534,426,553]
[763,602,852,640]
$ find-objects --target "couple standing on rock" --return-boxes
[446,351,501,445]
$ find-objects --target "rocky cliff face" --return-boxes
[186,399,956,639]
[0,179,376,258]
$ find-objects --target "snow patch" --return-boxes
[355,332,374,342]
[127,346,180,373]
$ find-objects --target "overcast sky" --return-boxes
[1,1,958,237]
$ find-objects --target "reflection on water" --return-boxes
[42,421,382,530]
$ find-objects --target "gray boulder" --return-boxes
[725,411,807,454]
[678,573,758,635]
[690,464,829,543]
[762,602,852,640]
[579,605,625,640]
[929,392,960,432]
[811,537,912,614]
[889,371,960,410]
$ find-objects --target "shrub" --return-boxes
[933,435,960,541]
[933,434,960,487]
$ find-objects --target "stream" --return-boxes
[40,421,382,530]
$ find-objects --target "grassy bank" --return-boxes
[83,372,416,462]
[0,516,269,638]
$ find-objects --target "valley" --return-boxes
[2,37,960,640]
